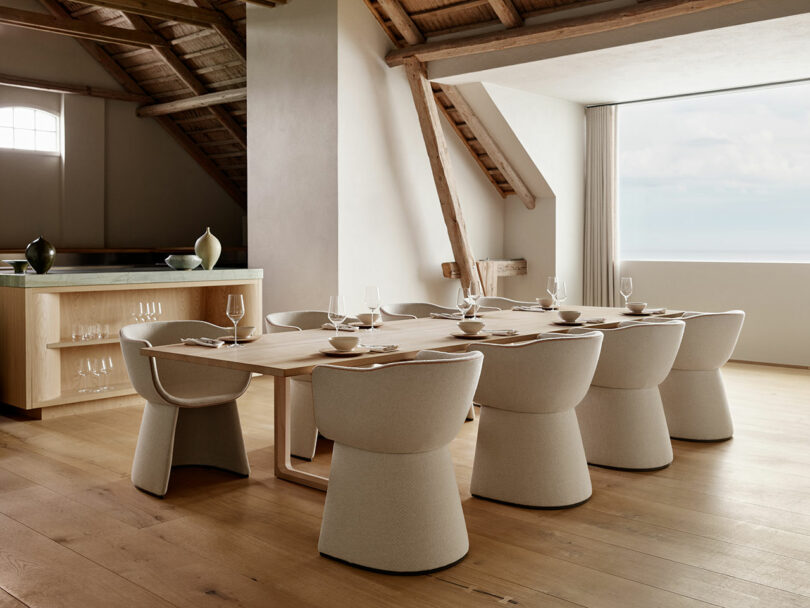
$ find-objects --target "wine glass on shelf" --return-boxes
[77,358,91,393]
[557,281,568,307]
[153,301,163,321]
[97,357,111,391]
[620,277,633,309]
[89,358,102,392]
[226,294,245,348]
[546,276,559,309]
[328,296,347,336]
[456,287,472,319]
[468,282,481,319]
[364,286,381,333]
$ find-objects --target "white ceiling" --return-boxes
[438,13,810,105]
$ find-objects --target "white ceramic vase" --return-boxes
[194,227,221,270]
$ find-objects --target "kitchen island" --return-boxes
[0,268,263,418]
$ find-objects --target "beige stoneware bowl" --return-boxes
[329,335,360,352]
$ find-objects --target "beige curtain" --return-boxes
[583,105,618,307]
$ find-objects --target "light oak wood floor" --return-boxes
[0,362,808,607]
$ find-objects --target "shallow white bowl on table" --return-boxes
[627,302,647,314]
[457,320,485,335]
[329,335,361,352]
[558,310,581,323]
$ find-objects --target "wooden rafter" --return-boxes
[404,58,480,291]
[487,0,522,27]
[438,84,535,210]
[377,0,424,44]
[386,0,747,65]
[0,4,166,47]
[190,0,246,60]
[120,12,246,147]
[137,87,246,116]
[31,0,249,206]
[0,71,150,102]
[72,0,227,28]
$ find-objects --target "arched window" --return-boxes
[0,106,60,153]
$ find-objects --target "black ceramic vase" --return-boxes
[25,235,56,274]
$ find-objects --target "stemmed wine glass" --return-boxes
[468,282,481,319]
[98,355,114,391]
[77,358,92,393]
[456,287,472,319]
[364,286,381,333]
[328,295,347,336]
[557,281,568,307]
[226,294,245,348]
[546,276,559,309]
[620,277,633,308]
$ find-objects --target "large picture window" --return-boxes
[618,82,810,262]
[0,106,60,153]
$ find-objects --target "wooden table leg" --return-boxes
[273,376,328,491]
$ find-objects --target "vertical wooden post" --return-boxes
[403,57,481,291]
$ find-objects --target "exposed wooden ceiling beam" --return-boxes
[487,0,522,28]
[190,0,246,60]
[404,57,480,291]
[137,87,246,117]
[377,0,424,44]
[386,0,747,66]
[0,71,151,103]
[0,4,166,47]
[122,12,246,147]
[440,84,535,210]
[72,0,228,28]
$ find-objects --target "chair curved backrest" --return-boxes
[477,296,538,310]
[569,321,685,389]
[671,311,744,370]
[312,350,483,453]
[120,321,251,407]
[468,332,603,414]
[265,310,360,333]
[380,302,457,321]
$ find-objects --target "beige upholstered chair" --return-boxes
[120,321,252,497]
[468,332,603,508]
[648,311,745,441]
[312,350,483,574]
[477,296,538,309]
[569,321,685,470]
[379,302,458,321]
[265,310,359,460]
[378,302,477,420]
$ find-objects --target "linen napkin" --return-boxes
[362,344,399,353]
[483,329,518,336]
[512,306,546,312]
[429,312,463,320]
[181,337,224,348]
[321,323,358,331]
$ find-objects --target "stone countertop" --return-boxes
[0,267,263,288]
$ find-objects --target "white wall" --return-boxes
[622,260,810,367]
[336,1,504,314]
[465,84,586,304]
[0,0,243,250]
[247,0,339,313]
[248,1,505,316]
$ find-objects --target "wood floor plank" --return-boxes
[0,362,807,607]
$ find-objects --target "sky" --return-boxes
[618,81,810,262]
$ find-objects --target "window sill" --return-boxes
[0,147,61,158]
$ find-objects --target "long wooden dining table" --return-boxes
[141,305,678,491]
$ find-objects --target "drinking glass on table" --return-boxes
[620,277,633,308]
[546,276,559,309]
[226,294,245,348]
[328,295,347,336]
[364,286,381,333]
[468,282,481,319]
[456,287,472,319]
[557,281,568,306]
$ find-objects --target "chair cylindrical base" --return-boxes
[660,369,734,441]
[576,386,673,470]
[318,444,468,574]
[471,407,591,508]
